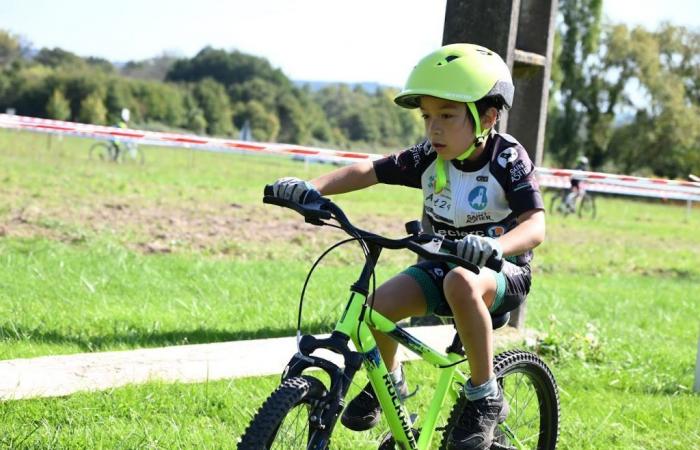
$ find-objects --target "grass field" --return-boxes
[0,129,698,449]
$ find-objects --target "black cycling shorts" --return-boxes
[402,260,531,317]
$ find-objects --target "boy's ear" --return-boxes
[481,107,499,129]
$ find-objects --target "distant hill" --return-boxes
[293,80,396,93]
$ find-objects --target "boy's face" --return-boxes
[419,96,475,161]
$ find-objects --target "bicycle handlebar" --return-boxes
[263,185,503,274]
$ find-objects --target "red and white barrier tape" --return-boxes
[0,113,379,165]
[2,113,699,202]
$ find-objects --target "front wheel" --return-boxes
[89,142,116,161]
[238,376,330,450]
[548,191,569,216]
[440,350,559,449]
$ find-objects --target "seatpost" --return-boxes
[350,242,382,297]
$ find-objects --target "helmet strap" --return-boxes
[433,102,490,193]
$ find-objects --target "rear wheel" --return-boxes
[440,350,559,449]
[578,194,596,219]
[116,143,145,164]
[238,376,330,450]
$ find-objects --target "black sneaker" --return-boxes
[341,377,408,431]
[447,386,509,450]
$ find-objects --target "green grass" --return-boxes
[1,129,699,448]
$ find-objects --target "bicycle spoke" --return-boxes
[272,405,309,448]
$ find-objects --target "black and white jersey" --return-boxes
[373,133,544,266]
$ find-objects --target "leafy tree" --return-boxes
[276,92,309,144]
[546,0,604,168]
[606,24,700,177]
[192,78,234,136]
[35,47,84,68]
[166,47,289,87]
[46,88,71,120]
[105,79,138,124]
[183,92,207,134]
[121,53,178,81]
[0,29,24,67]
[78,91,107,124]
[133,80,187,127]
[234,100,280,142]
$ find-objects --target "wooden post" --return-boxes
[442,0,558,329]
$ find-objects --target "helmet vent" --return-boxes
[437,55,461,66]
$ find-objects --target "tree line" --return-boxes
[0,35,424,151]
[549,0,699,178]
[0,3,698,178]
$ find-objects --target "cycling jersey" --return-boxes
[373,132,544,266]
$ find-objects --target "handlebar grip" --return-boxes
[440,239,504,273]
[485,253,504,272]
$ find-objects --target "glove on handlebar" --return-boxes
[271,177,320,204]
[455,235,503,269]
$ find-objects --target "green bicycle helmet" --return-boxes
[394,43,514,110]
[395,44,514,193]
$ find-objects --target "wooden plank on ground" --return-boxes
[0,325,536,401]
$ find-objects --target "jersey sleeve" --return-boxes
[372,140,433,189]
[493,145,544,216]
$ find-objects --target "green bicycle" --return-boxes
[238,188,560,449]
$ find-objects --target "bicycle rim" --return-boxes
[493,350,559,450]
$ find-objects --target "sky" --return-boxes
[1,0,698,88]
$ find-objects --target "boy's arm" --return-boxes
[311,161,378,195]
[496,209,545,257]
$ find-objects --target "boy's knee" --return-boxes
[444,269,480,301]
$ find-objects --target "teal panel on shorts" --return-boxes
[402,266,507,315]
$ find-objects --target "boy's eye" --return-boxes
[421,114,430,120]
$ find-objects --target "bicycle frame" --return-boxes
[282,241,469,450]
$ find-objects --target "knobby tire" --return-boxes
[238,376,329,450]
[439,350,559,450]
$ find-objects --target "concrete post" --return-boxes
[442,0,557,328]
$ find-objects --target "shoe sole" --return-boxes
[340,413,380,431]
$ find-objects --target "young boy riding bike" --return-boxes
[270,43,545,450]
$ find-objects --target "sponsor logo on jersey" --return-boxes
[476,175,489,182]
[509,160,528,182]
[497,147,518,168]
[468,186,488,210]
[436,229,487,238]
[465,212,493,224]
[487,225,506,237]
[410,146,422,168]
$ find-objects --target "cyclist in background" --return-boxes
[565,155,589,213]
[112,108,138,161]
[270,44,546,450]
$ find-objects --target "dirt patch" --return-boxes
[0,199,404,255]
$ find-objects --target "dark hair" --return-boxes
[465,95,508,128]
